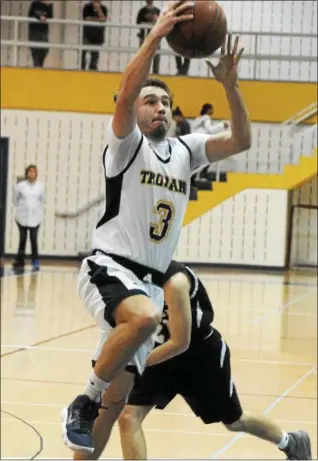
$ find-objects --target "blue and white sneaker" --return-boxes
[32,260,40,272]
[61,394,100,454]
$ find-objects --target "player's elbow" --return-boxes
[233,130,252,152]
[173,331,191,354]
[173,338,190,355]
[240,137,251,152]
[164,272,191,301]
[231,138,250,154]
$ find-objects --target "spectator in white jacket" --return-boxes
[192,103,229,135]
[12,165,45,272]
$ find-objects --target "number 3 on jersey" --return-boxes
[149,200,175,242]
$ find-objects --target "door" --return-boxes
[0,137,9,276]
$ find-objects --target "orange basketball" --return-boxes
[166,0,227,59]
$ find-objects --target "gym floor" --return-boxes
[1,263,317,459]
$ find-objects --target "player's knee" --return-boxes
[118,406,142,432]
[224,413,246,432]
[131,310,161,337]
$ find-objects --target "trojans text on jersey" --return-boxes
[140,169,187,195]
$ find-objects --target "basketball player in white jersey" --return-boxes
[61,1,251,454]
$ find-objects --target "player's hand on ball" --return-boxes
[151,1,194,39]
[205,34,244,88]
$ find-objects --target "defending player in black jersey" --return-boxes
[74,261,312,461]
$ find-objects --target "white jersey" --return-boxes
[92,120,209,273]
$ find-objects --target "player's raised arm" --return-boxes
[203,34,251,162]
[112,1,194,139]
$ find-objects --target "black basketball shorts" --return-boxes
[127,328,243,425]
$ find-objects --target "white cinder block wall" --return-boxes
[2,109,316,266]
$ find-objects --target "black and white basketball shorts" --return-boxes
[127,328,243,425]
[78,252,165,375]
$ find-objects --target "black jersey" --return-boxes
[155,260,214,347]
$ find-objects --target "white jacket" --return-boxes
[191,115,226,135]
[13,180,45,227]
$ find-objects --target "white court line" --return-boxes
[242,308,317,317]
[1,344,95,353]
[1,401,317,426]
[2,284,316,356]
[1,344,315,368]
[252,290,317,324]
[211,365,316,459]
[1,456,119,461]
[193,273,318,288]
[1,279,316,360]
[0,418,232,437]
[236,358,315,367]
[3,267,317,287]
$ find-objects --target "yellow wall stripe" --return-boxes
[1,67,316,123]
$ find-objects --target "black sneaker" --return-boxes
[61,394,100,454]
[12,261,24,273]
[282,430,312,460]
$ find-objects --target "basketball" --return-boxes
[166,0,227,59]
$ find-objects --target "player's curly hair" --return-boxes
[113,78,173,107]
[142,78,174,107]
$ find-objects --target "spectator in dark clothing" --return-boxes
[136,0,161,74]
[82,0,108,71]
[28,0,53,67]
[172,107,191,136]
[175,56,190,76]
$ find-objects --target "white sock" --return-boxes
[84,370,110,402]
[278,432,290,450]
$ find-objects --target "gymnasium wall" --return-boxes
[2,108,316,266]
[291,177,317,267]
[174,189,289,267]
[175,179,318,268]
[1,0,317,81]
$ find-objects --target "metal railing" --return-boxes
[1,15,317,80]
[283,102,318,132]
[204,112,317,180]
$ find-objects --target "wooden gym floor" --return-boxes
[1,263,317,459]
